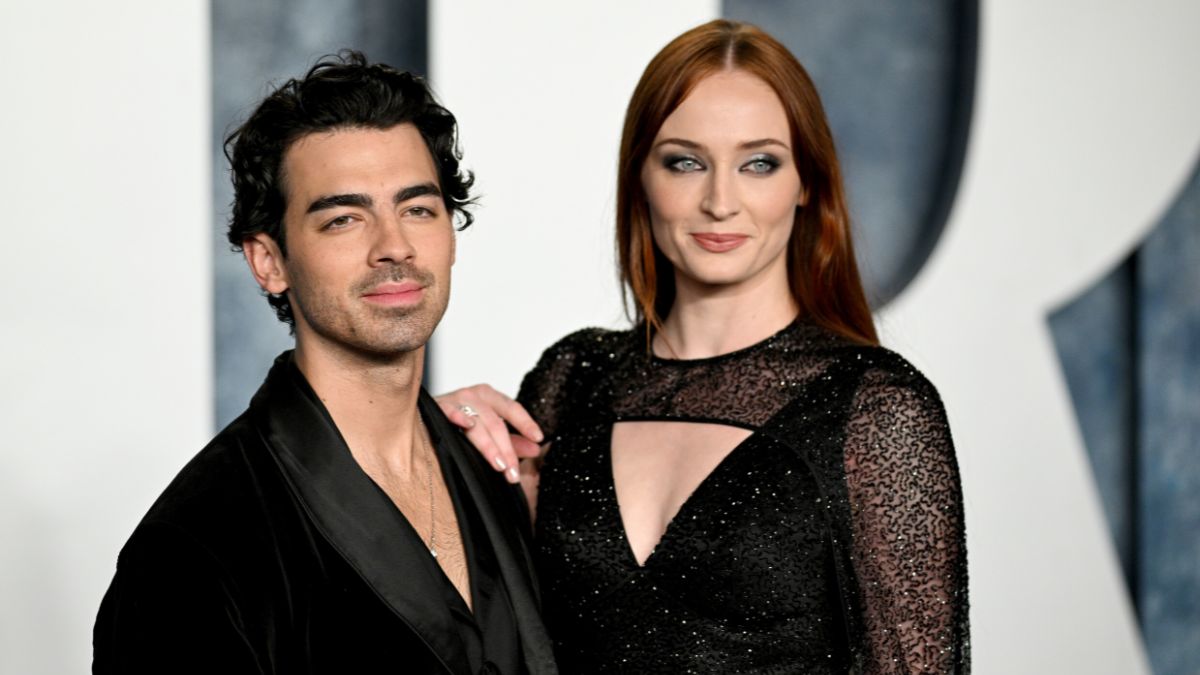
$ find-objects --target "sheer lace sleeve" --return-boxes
[516,328,613,442]
[843,366,969,674]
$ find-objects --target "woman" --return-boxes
[440,19,969,674]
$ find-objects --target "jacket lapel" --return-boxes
[420,391,559,675]
[249,352,469,675]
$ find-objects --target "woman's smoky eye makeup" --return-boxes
[663,154,705,173]
[741,154,782,175]
[658,150,784,175]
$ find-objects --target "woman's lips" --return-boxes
[691,233,748,253]
[362,281,425,306]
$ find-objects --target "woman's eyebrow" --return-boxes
[654,137,704,150]
[739,138,789,150]
[653,137,790,151]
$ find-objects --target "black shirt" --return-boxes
[94,352,555,674]
[435,417,523,674]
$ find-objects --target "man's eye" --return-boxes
[406,206,434,217]
[665,155,704,173]
[323,215,355,230]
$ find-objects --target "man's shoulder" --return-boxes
[126,411,287,560]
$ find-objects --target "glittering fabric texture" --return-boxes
[517,319,969,674]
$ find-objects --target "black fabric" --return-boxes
[94,351,556,675]
[439,436,521,675]
[518,320,969,674]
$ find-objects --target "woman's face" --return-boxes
[641,69,805,298]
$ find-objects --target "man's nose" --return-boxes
[368,215,417,265]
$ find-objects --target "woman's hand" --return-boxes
[436,384,544,484]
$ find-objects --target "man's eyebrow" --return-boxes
[306,193,372,214]
[395,182,442,204]
[304,183,442,215]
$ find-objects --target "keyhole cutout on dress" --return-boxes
[611,420,754,566]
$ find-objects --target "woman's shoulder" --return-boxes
[533,326,636,367]
[828,342,952,439]
[782,320,933,387]
[803,331,945,412]
[824,343,957,475]
[518,326,635,432]
[519,327,632,396]
[851,344,937,390]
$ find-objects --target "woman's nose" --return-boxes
[700,171,742,221]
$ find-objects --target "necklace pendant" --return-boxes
[430,547,438,558]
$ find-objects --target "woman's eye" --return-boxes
[665,155,704,173]
[742,156,781,175]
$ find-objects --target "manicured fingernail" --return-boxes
[494,456,508,471]
[506,467,519,483]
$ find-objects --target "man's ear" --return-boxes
[243,233,289,295]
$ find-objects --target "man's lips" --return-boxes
[690,233,749,253]
[362,281,425,306]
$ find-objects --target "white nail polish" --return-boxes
[506,467,519,482]
[494,456,508,471]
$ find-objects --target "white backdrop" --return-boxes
[0,3,211,674]
[2,2,1198,673]
[430,1,720,389]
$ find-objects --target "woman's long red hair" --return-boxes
[617,19,878,346]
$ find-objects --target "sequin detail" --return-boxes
[518,320,970,674]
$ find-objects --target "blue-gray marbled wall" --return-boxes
[212,3,1199,672]
[1049,261,1138,584]
[1137,161,1200,674]
[1052,159,1200,675]
[723,0,975,306]
[212,0,427,429]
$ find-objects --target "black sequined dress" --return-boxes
[517,320,969,674]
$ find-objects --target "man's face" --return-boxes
[257,124,455,358]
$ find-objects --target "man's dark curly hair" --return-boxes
[224,50,475,327]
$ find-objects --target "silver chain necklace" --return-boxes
[417,418,437,558]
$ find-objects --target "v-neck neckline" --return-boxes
[604,420,760,569]
[434,436,481,616]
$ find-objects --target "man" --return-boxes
[93,52,556,675]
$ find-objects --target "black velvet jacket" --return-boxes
[93,352,556,675]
